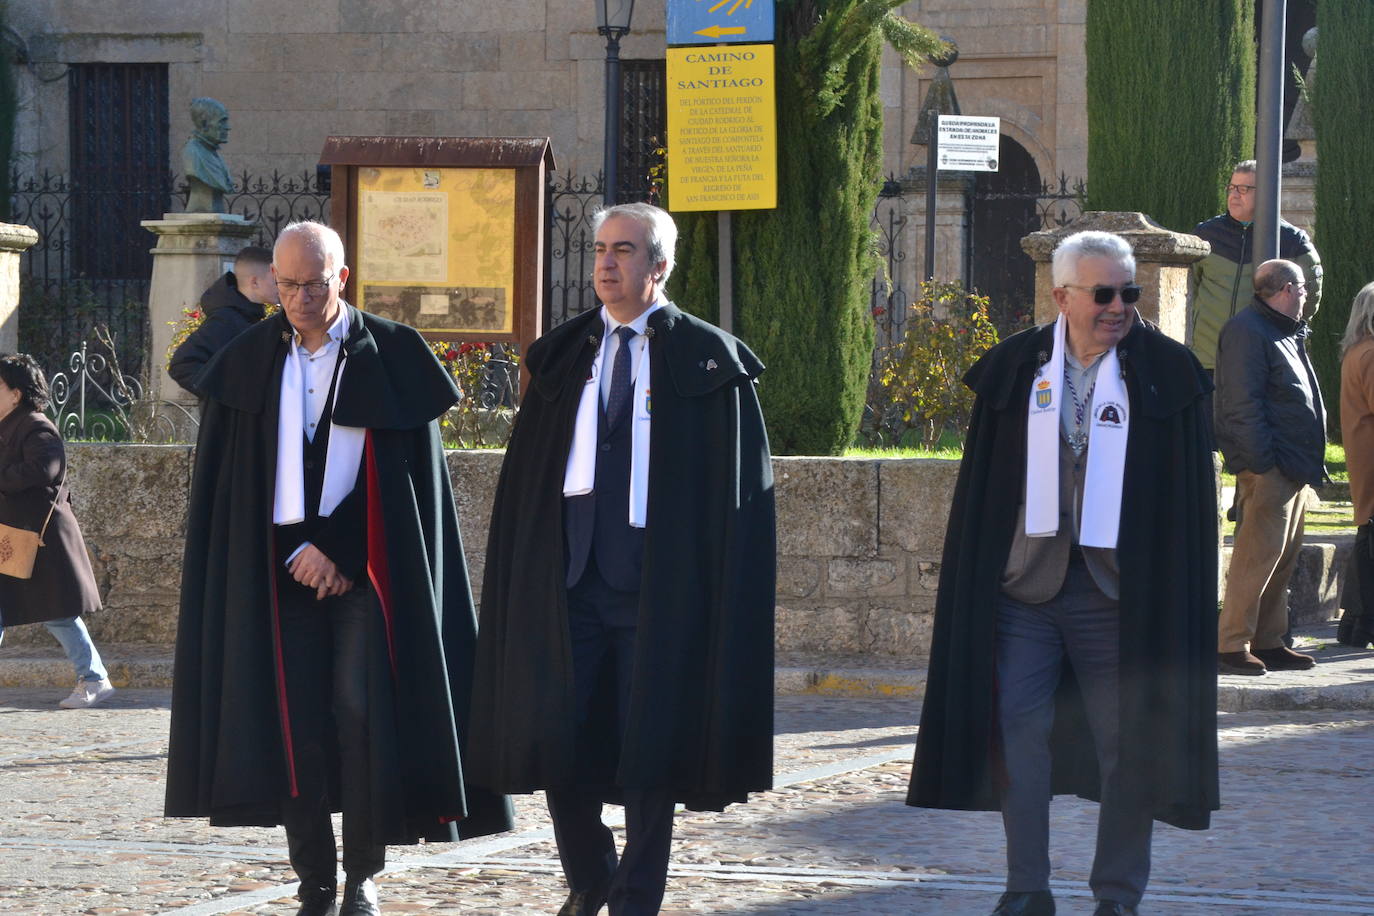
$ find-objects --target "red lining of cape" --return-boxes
[268,531,300,798]
[364,431,399,674]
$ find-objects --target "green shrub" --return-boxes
[866,282,999,449]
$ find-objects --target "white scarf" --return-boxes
[562,320,653,528]
[1024,315,1130,548]
[273,314,367,525]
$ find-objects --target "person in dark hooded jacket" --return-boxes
[168,245,277,397]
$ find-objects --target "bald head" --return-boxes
[1255,259,1307,319]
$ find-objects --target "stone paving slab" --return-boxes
[3,691,1374,914]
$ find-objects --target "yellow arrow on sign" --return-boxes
[707,0,753,12]
[695,23,747,37]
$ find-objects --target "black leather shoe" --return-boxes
[990,890,1055,915]
[1093,901,1138,916]
[295,888,337,916]
[338,876,380,916]
[557,883,610,916]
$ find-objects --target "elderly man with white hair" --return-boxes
[908,231,1220,916]
[165,220,512,916]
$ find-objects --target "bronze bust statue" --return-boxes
[182,97,234,213]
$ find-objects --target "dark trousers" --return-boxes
[546,559,675,916]
[278,581,386,898]
[996,556,1153,907]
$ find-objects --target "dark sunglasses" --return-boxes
[1061,283,1142,305]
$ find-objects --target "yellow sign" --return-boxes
[666,44,777,212]
[356,166,516,335]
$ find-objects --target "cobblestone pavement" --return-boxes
[3,689,1373,915]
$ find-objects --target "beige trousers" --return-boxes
[1219,468,1308,653]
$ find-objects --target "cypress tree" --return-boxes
[1085,0,1254,231]
[1311,2,1374,436]
[671,0,941,455]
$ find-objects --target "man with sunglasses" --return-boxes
[1189,159,1322,373]
[909,231,1219,916]
[1214,259,1327,676]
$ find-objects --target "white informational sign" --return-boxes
[937,115,1001,172]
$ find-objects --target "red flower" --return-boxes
[458,343,474,355]
[187,310,201,320]
[871,306,886,317]
[444,348,458,361]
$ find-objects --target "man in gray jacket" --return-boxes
[1214,259,1326,675]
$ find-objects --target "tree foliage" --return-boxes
[1085,0,1254,231]
[1311,1,1374,437]
[669,0,942,455]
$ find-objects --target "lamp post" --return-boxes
[597,0,635,207]
[1253,0,1286,262]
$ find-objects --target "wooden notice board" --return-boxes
[318,136,556,388]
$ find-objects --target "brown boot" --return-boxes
[1252,645,1316,670]
[1218,650,1267,675]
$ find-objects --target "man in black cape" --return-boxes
[908,231,1218,916]
[166,221,512,916]
[468,202,775,916]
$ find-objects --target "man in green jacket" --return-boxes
[1189,159,1323,373]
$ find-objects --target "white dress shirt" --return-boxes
[290,308,350,442]
[599,300,663,409]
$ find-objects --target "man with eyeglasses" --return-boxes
[1189,159,1322,373]
[909,230,1219,916]
[166,220,513,916]
[1214,259,1327,676]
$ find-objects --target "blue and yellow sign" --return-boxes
[666,44,777,211]
[667,0,775,45]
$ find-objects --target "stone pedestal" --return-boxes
[0,222,40,353]
[900,167,974,294]
[1021,211,1209,344]
[141,213,257,404]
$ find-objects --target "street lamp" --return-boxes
[596,0,635,206]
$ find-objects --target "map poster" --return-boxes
[356,166,516,335]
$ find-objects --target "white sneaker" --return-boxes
[58,678,115,709]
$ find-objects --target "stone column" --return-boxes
[141,213,257,404]
[899,167,973,292]
[0,222,40,353]
[1020,211,1209,344]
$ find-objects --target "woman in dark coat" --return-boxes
[0,354,111,708]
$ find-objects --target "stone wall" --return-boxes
[2,445,960,659]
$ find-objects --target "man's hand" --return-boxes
[288,544,353,600]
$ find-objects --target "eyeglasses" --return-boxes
[1226,183,1256,196]
[1059,283,1142,305]
[276,273,336,297]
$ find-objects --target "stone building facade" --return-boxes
[9,0,1087,200]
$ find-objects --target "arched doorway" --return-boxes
[967,135,1041,334]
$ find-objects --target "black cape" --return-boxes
[907,319,1220,830]
[165,305,514,844]
[467,304,776,811]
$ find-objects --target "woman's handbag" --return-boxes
[0,471,66,579]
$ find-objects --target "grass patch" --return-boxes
[844,445,962,460]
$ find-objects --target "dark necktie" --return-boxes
[606,325,636,429]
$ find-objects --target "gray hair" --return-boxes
[1254,259,1302,299]
[592,202,678,284]
[275,220,346,273]
[1341,281,1374,357]
[1232,159,1258,175]
[1051,231,1135,287]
